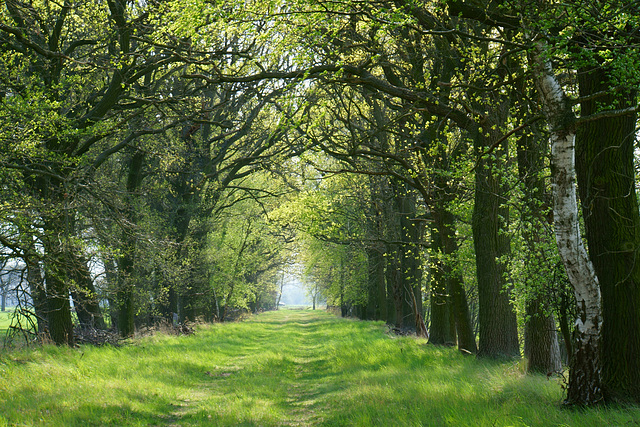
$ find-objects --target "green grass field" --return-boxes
[0,309,638,426]
[0,309,13,343]
[0,308,36,347]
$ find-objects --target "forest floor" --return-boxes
[1,309,639,426]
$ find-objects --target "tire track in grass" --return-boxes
[278,311,331,426]
[167,309,336,426]
[244,309,336,426]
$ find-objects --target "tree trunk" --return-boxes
[368,176,388,322]
[117,149,145,337]
[385,268,396,326]
[37,177,75,346]
[400,189,422,331]
[42,231,74,346]
[524,297,562,374]
[70,254,105,329]
[556,124,603,403]
[516,121,562,374]
[428,221,454,345]
[339,254,348,317]
[533,44,603,405]
[387,245,403,327]
[116,270,135,337]
[576,65,640,403]
[23,255,47,335]
[473,128,519,358]
[276,269,284,310]
[27,167,75,345]
[374,247,387,321]
[389,179,418,330]
[365,247,380,320]
[102,256,119,329]
[436,208,477,354]
[366,244,387,321]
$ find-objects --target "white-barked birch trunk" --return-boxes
[532,42,603,405]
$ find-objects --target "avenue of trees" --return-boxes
[1,0,639,406]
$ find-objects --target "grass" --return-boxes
[0,310,639,426]
[1,308,36,347]
[0,309,13,344]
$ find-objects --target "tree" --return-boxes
[0,0,191,343]
[565,1,640,401]
[207,171,293,320]
[1,0,315,340]
[514,120,563,374]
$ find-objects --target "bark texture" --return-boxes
[524,298,562,374]
[42,234,74,346]
[533,44,603,405]
[473,127,519,358]
[576,65,640,403]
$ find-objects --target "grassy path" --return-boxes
[1,309,639,426]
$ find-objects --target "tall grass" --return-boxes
[0,309,638,426]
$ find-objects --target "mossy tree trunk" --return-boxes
[386,245,403,328]
[365,246,385,320]
[524,297,562,374]
[384,247,397,326]
[22,237,48,334]
[35,170,75,346]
